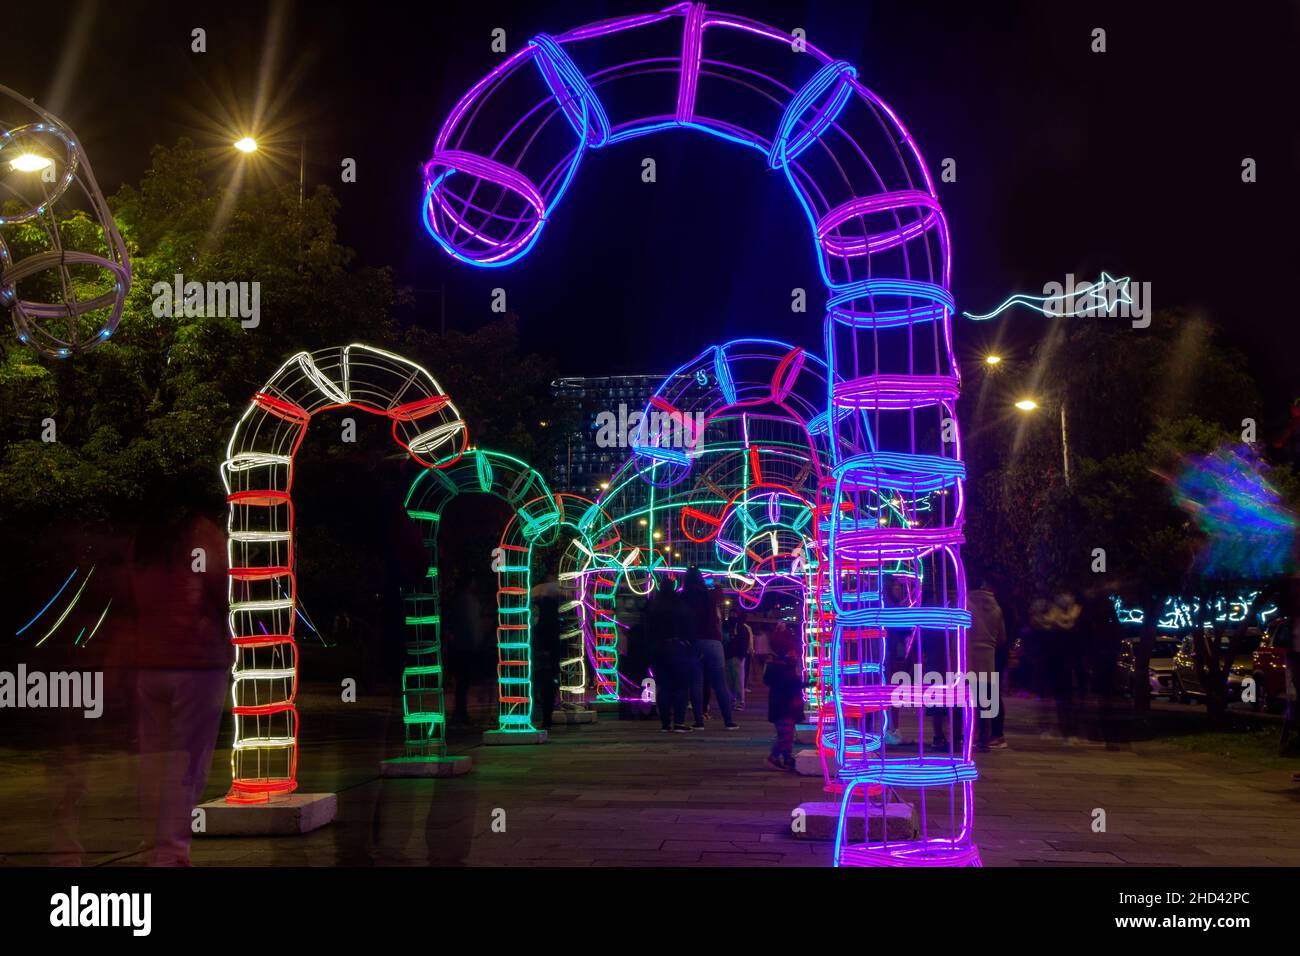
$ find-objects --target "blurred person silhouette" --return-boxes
[681,567,738,730]
[646,577,691,732]
[530,575,562,730]
[127,508,230,866]
[34,521,130,864]
[724,608,752,710]
[446,580,483,727]
[764,623,803,770]
[1036,591,1083,742]
[967,571,1009,753]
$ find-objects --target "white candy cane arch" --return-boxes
[422,4,974,866]
[222,344,467,802]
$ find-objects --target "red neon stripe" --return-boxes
[228,566,292,580]
[682,506,722,526]
[232,634,295,647]
[387,394,451,422]
[233,702,295,717]
[770,347,806,402]
[227,489,291,506]
[253,391,311,424]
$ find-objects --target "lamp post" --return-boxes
[1015,396,1070,486]
[234,135,305,209]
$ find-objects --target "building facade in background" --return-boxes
[549,374,669,497]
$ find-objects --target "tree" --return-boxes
[0,140,568,657]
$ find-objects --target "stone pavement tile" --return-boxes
[1000,849,1126,864]
[698,852,793,865]
[661,839,767,854]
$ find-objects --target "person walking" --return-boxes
[681,567,739,729]
[764,624,803,770]
[126,509,231,866]
[724,609,752,710]
[967,573,1009,752]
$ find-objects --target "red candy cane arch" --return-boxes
[423,4,973,866]
[222,345,467,802]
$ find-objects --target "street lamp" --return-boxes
[8,152,53,173]
[1014,397,1070,485]
[233,135,304,206]
[984,354,1003,367]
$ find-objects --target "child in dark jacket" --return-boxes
[764,624,803,771]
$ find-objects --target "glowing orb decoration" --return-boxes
[404,452,621,737]
[0,84,130,358]
[221,344,467,802]
[422,5,975,866]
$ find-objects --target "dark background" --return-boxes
[5,0,1297,393]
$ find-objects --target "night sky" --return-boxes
[7,0,1298,396]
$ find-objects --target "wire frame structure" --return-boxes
[0,84,130,358]
[421,4,973,866]
[404,451,621,737]
[577,339,848,774]
[221,344,467,802]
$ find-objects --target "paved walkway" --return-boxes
[1,687,1297,866]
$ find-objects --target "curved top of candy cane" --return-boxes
[421,3,949,296]
[223,344,468,477]
[629,336,846,486]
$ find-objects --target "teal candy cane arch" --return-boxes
[422,4,974,866]
[404,454,623,736]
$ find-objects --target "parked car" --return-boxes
[1115,636,1179,699]
[1250,618,1290,713]
[1171,629,1263,703]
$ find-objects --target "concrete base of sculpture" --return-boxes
[594,700,621,714]
[794,800,916,842]
[483,729,548,745]
[196,793,336,836]
[550,708,597,724]
[380,755,472,777]
[794,748,823,777]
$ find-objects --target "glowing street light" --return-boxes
[9,152,53,173]
[233,136,258,154]
[1014,397,1071,485]
[984,354,1002,366]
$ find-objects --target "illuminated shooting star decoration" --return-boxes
[963,272,1132,321]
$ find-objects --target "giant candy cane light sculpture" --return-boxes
[422,3,974,866]
[222,344,467,801]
